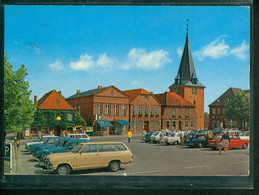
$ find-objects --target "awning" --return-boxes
[96,120,113,127]
[116,120,131,125]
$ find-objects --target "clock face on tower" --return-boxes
[192,87,197,94]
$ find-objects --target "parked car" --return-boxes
[25,135,58,149]
[164,132,180,145]
[184,133,208,148]
[239,131,250,140]
[39,138,91,166]
[67,133,90,141]
[207,134,249,150]
[44,142,133,175]
[35,137,72,159]
[144,131,157,142]
[27,136,59,153]
[151,130,171,143]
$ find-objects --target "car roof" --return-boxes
[78,141,125,145]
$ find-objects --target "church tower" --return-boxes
[169,20,205,129]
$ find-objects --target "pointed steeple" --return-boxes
[169,19,204,88]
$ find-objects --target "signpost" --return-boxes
[4,143,12,173]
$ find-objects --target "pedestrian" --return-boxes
[127,130,132,143]
[218,131,230,155]
[159,130,165,146]
[180,130,184,146]
[142,130,146,140]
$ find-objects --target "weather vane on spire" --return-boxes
[187,18,189,34]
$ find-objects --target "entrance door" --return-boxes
[144,121,149,132]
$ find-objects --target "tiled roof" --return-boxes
[209,87,249,106]
[66,87,108,99]
[37,90,74,110]
[123,88,153,103]
[155,92,194,106]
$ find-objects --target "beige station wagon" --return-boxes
[44,142,133,175]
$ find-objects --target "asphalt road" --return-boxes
[5,134,250,176]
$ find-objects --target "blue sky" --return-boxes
[5,5,250,112]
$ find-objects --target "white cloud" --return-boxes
[49,60,64,71]
[230,40,249,60]
[125,48,172,70]
[131,80,139,85]
[96,54,117,68]
[194,37,229,60]
[69,54,95,71]
[176,47,183,58]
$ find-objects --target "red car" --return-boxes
[207,134,249,150]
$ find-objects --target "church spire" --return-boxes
[169,20,204,88]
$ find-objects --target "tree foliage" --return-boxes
[224,91,249,124]
[4,53,36,133]
[32,110,86,130]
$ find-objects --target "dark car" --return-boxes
[144,131,157,142]
[28,136,60,153]
[184,133,208,148]
[39,138,90,166]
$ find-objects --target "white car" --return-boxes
[151,130,171,143]
[67,133,90,141]
[164,132,181,145]
[25,135,58,149]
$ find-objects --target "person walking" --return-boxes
[180,130,184,146]
[159,130,165,146]
[127,130,132,143]
[142,130,146,141]
[218,131,230,154]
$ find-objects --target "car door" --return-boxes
[230,135,240,148]
[76,144,99,170]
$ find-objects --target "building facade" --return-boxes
[123,88,161,133]
[31,90,87,137]
[208,87,250,130]
[66,85,130,135]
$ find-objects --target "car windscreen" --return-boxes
[186,135,193,139]
[81,135,88,138]
[216,135,222,140]
[71,144,83,153]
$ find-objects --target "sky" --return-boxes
[4,5,250,113]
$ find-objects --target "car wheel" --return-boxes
[197,143,203,148]
[57,164,70,175]
[173,141,178,145]
[109,161,121,172]
[242,143,248,149]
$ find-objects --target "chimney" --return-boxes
[76,90,80,94]
[98,85,103,89]
[34,95,37,104]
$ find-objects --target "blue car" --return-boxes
[27,136,59,153]
[39,138,90,166]
[144,131,157,142]
[34,137,72,159]
[184,133,208,148]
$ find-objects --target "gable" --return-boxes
[95,85,129,98]
[37,90,74,110]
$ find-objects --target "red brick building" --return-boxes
[155,92,196,130]
[31,90,86,137]
[167,29,205,130]
[123,88,161,133]
[208,87,250,130]
[66,85,130,135]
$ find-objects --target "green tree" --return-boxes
[4,53,36,133]
[224,91,249,129]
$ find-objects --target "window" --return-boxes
[179,108,182,116]
[150,120,154,130]
[81,144,97,153]
[43,112,49,119]
[132,121,136,130]
[185,108,189,117]
[97,105,102,115]
[133,106,137,116]
[191,121,195,128]
[175,88,179,94]
[67,113,73,121]
[192,87,197,94]
[156,121,160,129]
[138,106,143,116]
[212,108,216,114]
[166,121,170,128]
[114,105,119,116]
[172,121,176,129]
[145,106,149,116]
[150,107,155,116]
[121,105,126,116]
[98,144,111,152]
[156,107,160,116]
[222,108,225,114]
[77,106,80,114]
[172,108,176,116]
[144,96,149,102]
[138,121,143,130]
[110,144,127,151]
[185,121,189,128]
[217,108,221,114]
[111,90,114,95]
[105,105,110,115]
